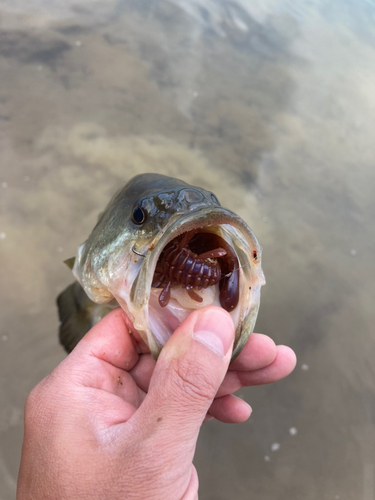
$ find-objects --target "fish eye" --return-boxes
[132,206,147,225]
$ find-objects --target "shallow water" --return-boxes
[0,0,374,498]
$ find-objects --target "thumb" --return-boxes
[136,306,235,444]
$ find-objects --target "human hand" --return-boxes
[17,306,296,500]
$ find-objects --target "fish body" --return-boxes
[57,174,265,361]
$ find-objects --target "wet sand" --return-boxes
[0,1,374,498]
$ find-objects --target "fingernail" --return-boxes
[193,309,234,357]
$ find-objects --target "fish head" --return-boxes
[127,174,222,251]
[72,174,265,362]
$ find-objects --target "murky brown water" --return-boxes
[1,0,374,498]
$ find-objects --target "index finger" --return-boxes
[229,333,277,371]
[71,308,140,372]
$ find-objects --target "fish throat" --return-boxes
[151,230,240,312]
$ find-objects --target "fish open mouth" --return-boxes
[147,225,243,350]
[151,229,241,312]
[128,207,265,360]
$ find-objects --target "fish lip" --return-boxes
[147,206,261,269]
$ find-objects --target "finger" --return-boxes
[216,345,297,397]
[129,354,156,392]
[229,333,277,371]
[59,309,144,402]
[106,343,294,406]
[238,345,297,386]
[81,388,140,427]
[72,308,139,371]
[208,395,252,423]
[133,306,235,447]
[126,334,276,394]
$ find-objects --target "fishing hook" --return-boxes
[132,246,146,258]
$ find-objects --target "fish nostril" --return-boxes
[159,194,174,210]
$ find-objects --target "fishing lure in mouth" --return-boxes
[57,173,265,362]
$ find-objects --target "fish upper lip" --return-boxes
[147,207,241,253]
[148,206,261,257]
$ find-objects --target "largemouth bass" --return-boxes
[57,174,265,361]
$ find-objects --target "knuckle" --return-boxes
[24,387,43,426]
[25,384,42,412]
[24,376,54,424]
